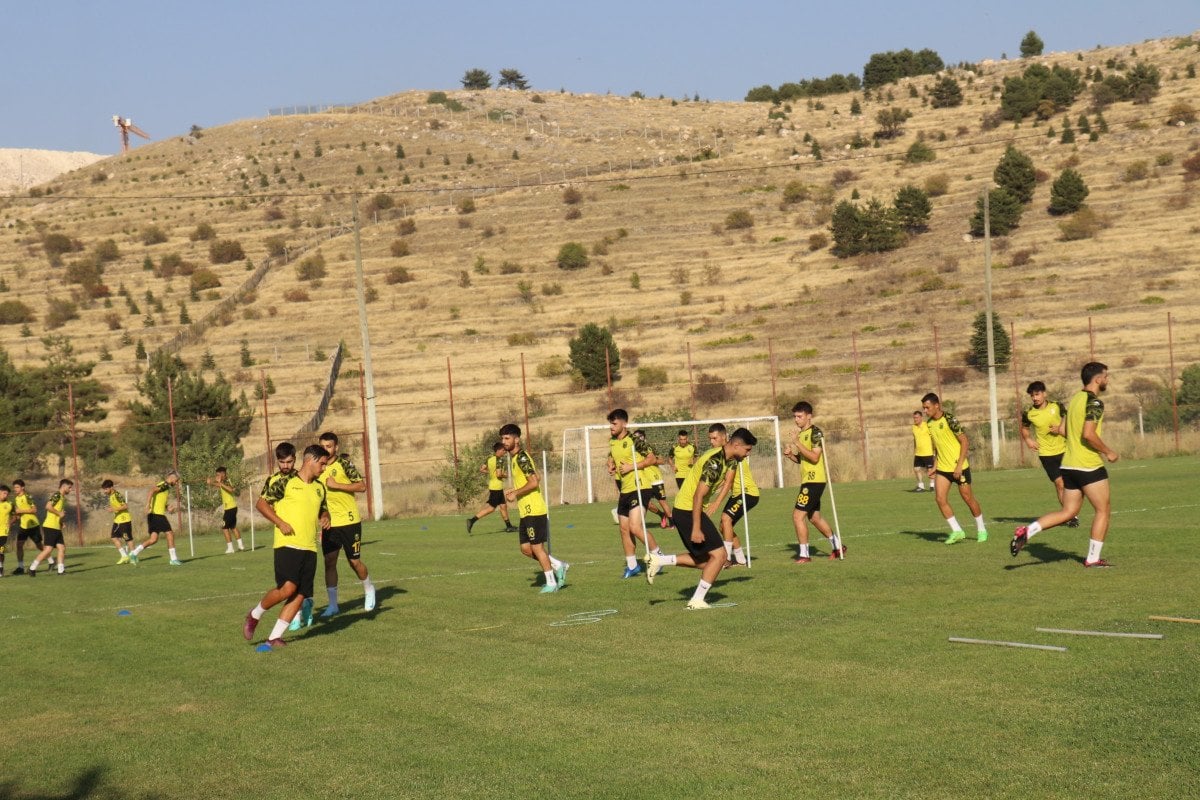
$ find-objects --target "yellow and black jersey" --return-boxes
[149,480,171,515]
[43,492,66,531]
[609,434,653,493]
[320,453,363,527]
[486,455,504,491]
[1022,401,1066,457]
[672,443,697,478]
[796,425,827,484]
[928,412,969,473]
[219,484,238,511]
[260,472,327,551]
[674,447,732,513]
[108,490,132,524]
[509,449,547,517]
[1063,390,1105,471]
[0,499,13,532]
[644,463,664,485]
[14,493,39,530]
[731,458,760,497]
[912,420,934,458]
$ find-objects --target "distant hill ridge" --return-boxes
[0,148,105,192]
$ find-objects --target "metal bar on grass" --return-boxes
[1035,627,1162,639]
[949,637,1066,652]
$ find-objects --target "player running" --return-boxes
[501,423,569,593]
[920,393,988,545]
[1020,381,1078,527]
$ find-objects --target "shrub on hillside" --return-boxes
[390,239,411,258]
[808,232,828,251]
[923,173,950,196]
[1182,152,1200,181]
[568,323,620,389]
[781,180,809,204]
[929,76,963,108]
[695,372,735,405]
[283,288,310,302]
[190,268,221,291]
[396,218,417,235]
[557,242,589,270]
[45,298,78,330]
[874,107,912,139]
[830,198,903,257]
[263,206,285,222]
[994,145,1037,203]
[862,48,944,89]
[1048,169,1089,215]
[295,253,326,281]
[43,232,81,257]
[1058,207,1105,241]
[1020,30,1044,58]
[830,169,858,188]
[385,266,414,285]
[140,225,168,246]
[637,366,668,388]
[209,239,245,264]
[562,187,582,205]
[725,209,754,230]
[0,300,35,325]
[457,197,476,214]
[893,185,932,231]
[94,239,121,263]
[905,140,936,164]
[1167,100,1197,125]
[264,236,288,258]
[190,222,216,241]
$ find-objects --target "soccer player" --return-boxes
[647,428,757,609]
[920,393,988,544]
[1012,362,1119,567]
[668,429,697,490]
[11,479,43,574]
[129,471,181,565]
[0,484,13,577]
[632,429,673,528]
[911,410,935,492]
[29,479,72,576]
[209,466,246,553]
[102,479,134,564]
[316,431,376,618]
[500,423,568,593]
[467,442,516,534]
[785,402,846,562]
[243,443,330,648]
[606,409,661,579]
[1020,381,1079,528]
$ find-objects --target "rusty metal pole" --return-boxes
[167,377,183,534]
[359,367,373,520]
[67,384,83,542]
[851,333,868,472]
[1168,312,1180,451]
[261,370,272,476]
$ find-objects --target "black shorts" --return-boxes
[723,493,760,524]
[222,508,238,529]
[1060,467,1108,491]
[913,455,934,469]
[0,534,7,554]
[675,477,686,489]
[486,489,506,508]
[42,527,65,548]
[935,469,972,486]
[274,547,317,598]
[17,525,41,543]
[1038,454,1064,483]
[794,482,826,514]
[517,514,549,546]
[671,509,724,562]
[651,484,667,502]
[322,522,363,560]
[617,490,646,517]
[111,521,133,541]
[147,513,172,534]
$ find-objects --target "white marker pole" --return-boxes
[738,461,752,569]
[631,453,652,560]
[186,484,194,558]
[822,438,845,559]
[249,492,256,552]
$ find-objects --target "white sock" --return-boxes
[131,545,144,556]
[625,555,638,569]
[723,541,734,558]
[168,548,178,560]
[1027,521,1043,539]
[225,543,234,552]
[732,547,746,564]
[57,563,65,574]
[362,578,375,594]
[269,618,290,640]
[658,553,678,566]
[799,543,810,558]
[543,570,557,588]
[974,514,986,532]
[251,604,266,620]
[946,516,963,533]
[1087,539,1104,562]
[691,579,712,602]
[654,547,664,555]
[327,587,339,607]
[118,546,128,556]
[30,558,42,572]
[238,540,245,550]
[830,534,842,551]
[548,556,564,570]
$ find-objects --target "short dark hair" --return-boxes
[492,441,504,452]
[912,410,923,416]
[606,409,628,423]
[215,466,227,474]
[275,442,296,460]
[0,484,10,493]
[499,423,521,437]
[1081,361,1108,386]
[677,429,689,437]
[302,444,326,462]
[318,431,339,445]
[707,422,726,435]
[792,401,813,414]
[60,479,73,488]
[1026,380,1046,395]
[101,479,114,489]
[12,479,24,489]
[921,392,940,405]
[632,429,645,438]
[730,428,758,446]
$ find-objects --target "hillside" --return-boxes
[1,34,1198,513]
[0,148,105,191]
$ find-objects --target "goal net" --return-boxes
[558,416,784,506]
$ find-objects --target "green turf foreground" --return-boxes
[2,456,1198,799]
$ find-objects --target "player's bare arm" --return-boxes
[1082,420,1119,463]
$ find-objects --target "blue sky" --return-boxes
[2,0,1195,154]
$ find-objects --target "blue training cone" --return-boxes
[117,610,132,616]
[255,643,273,653]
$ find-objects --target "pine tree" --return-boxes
[970,187,1023,236]
[967,312,1011,373]
[1048,169,1089,215]
[994,145,1037,203]
[568,324,620,389]
[1020,31,1045,58]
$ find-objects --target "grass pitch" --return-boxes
[4,456,1198,799]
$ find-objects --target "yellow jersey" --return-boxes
[912,421,934,458]
[1063,390,1105,471]
[149,480,171,515]
[672,443,697,478]
[644,463,664,486]
[260,472,327,551]
[43,492,66,531]
[108,490,132,524]
[609,434,653,493]
[731,458,760,497]
[486,455,503,491]
[0,499,13,533]
[320,453,363,527]
[15,493,40,529]
[674,447,732,513]
[1022,401,1066,457]
[219,484,238,511]
[509,449,547,517]
[927,412,969,473]
[796,425,828,484]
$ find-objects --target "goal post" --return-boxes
[558,415,784,506]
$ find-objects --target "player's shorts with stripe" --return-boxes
[322,522,363,560]
[723,493,760,524]
[517,514,549,546]
[17,525,42,544]
[935,469,973,486]
[42,527,65,548]
[486,489,506,508]
[651,483,667,502]
[794,482,827,513]
[0,534,8,555]
[1038,454,1064,482]
[147,513,172,534]
[1060,467,1108,491]
[274,547,317,598]
[671,509,724,562]
[617,490,647,517]
[223,508,238,529]
[111,521,133,541]
[913,455,934,469]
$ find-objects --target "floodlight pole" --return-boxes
[352,195,384,519]
[982,188,1001,467]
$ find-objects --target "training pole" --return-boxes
[738,461,752,568]
[186,484,194,557]
[822,437,845,559]
[249,500,256,552]
[630,453,653,561]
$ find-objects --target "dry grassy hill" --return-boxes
[2,34,1198,514]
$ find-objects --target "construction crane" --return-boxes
[112,115,150,154]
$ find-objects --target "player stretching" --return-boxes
[1020,381,1078,528]
[11,480,43,574]
[632,429,673,528]
[501,423,568,593]
[920,393,988,544]
[786,402,845,562]
[129,471,181,565]
[209,467,246,553]
[1012,362,1119,567]
[911,410,935,492]
[648,428,756,609]
[607,409,661,579]
[316,431,376,618]
[668,429,696,490]
[102,479,134,564]
[243,444,330,648]
[0,484,13,577]
[467,442,516,533]
[29,479,72,576]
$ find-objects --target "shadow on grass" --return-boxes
[1004,541,1082,570]
[0,765,155,800]
[991,516,1034,523]
[898,529,947,544]
[299,586,406,639]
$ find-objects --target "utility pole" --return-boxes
[352,196,384,518]
[982,188,1000,466]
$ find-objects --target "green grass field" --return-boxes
[4,456,1198,800]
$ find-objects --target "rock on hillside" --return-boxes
[0,148,105,192]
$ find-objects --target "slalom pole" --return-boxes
[738,461,752,569]
[186,484,195,558]
[631,454,653,561]
[822,438,845,559]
